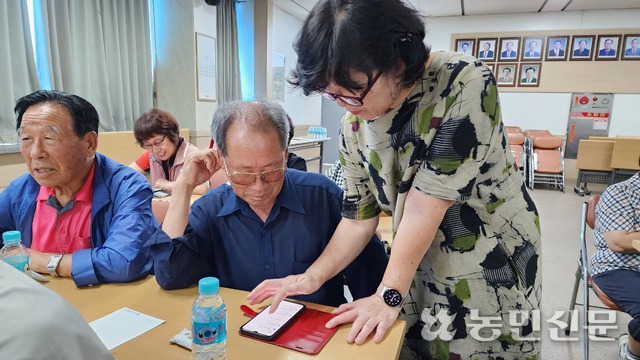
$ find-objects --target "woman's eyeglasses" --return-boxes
[319,73,381,107]
[142,135,166,150]
[222,157,287,185]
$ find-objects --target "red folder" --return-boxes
[238,305,338,355]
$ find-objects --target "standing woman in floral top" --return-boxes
[248,0,542,358]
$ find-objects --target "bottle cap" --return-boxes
[2,231,21,245]
[199,277,219,295]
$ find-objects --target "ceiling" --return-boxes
[271,0,640,20]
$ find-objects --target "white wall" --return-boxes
[425,9,640,136]
[609,94,640,137]
[272,5,322,126]
[499,93,571,134]
[193,0,217,132]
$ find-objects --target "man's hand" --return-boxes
[179,149,221,189]
[326,294,400,345]
[247,270,324,312]
[28,249,71,277]
[28,249,49,274]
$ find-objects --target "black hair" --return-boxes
[289,0,429,95]
[14,90,99,138]
[525,67,536,73]
[286,115,295,145]
[578,40,587,45]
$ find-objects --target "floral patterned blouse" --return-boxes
[339,51,542,359]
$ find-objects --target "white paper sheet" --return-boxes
[89,307,165,350]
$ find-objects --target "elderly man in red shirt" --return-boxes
[0,90,156,286]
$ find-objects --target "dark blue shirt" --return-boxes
[148,170,387,307]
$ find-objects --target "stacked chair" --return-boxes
[523,129,565,192]
[505,126,526,182]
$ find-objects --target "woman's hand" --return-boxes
[326,294,400,344]
[154,178,172,192]
[247,270,324,312]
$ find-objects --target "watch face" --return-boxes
[383,288,403,307]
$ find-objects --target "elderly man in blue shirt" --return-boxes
[149,100,388,306]
[0,90,156,286]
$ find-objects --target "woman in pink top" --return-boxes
[129,108,223,195]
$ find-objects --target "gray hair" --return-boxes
[210,100,290,157]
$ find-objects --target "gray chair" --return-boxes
[565,195,622,359]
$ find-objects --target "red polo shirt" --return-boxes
[135,150,151,171]
[31,163,95,254]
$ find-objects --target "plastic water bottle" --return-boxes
[320,127,327,139]
[0,230,30,273]
[192,277,227,360]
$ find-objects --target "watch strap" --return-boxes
[379,285,405,308]
[47,254,64,277]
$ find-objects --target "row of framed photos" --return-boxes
[484,63,542,87]
[455,34,640,62]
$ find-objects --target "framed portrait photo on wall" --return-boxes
[476,38,497,61]
[496,63,518,87]
[518,63,541,87]
[621,34,640,60]
[498,37,521,62]
[522,37,545,61]
[595,34,621,60]
[484,63,496,76]
[569,35,595,61]
[546,36,569,61]
[455,39,475,55]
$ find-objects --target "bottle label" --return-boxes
[192,307,227,345]
[2,256,30,273]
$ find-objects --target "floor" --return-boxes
[373,163,628,360]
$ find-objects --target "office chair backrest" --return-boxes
[586,195,600,230]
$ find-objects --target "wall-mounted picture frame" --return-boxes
[522,37,545,61]
[621,34,640,60]
[496,63,518,87]
[195,32,217,101]
[477,38,497,61]
[498,37,521,62]
[546,36,569,61]
[518,63,541,87]
[595,34,621,60]
[455,39,475,56]
[483,63,496,76]
[569,35,595,61]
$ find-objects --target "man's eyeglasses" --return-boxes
[222,157,286,185]
[319,72,381,107]
[142,135,166,150]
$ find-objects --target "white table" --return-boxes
[289,137,331,172]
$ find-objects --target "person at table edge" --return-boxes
[147,100,388,307]
[0,90,156,286]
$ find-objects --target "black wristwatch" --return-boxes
[379,285,405,307]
